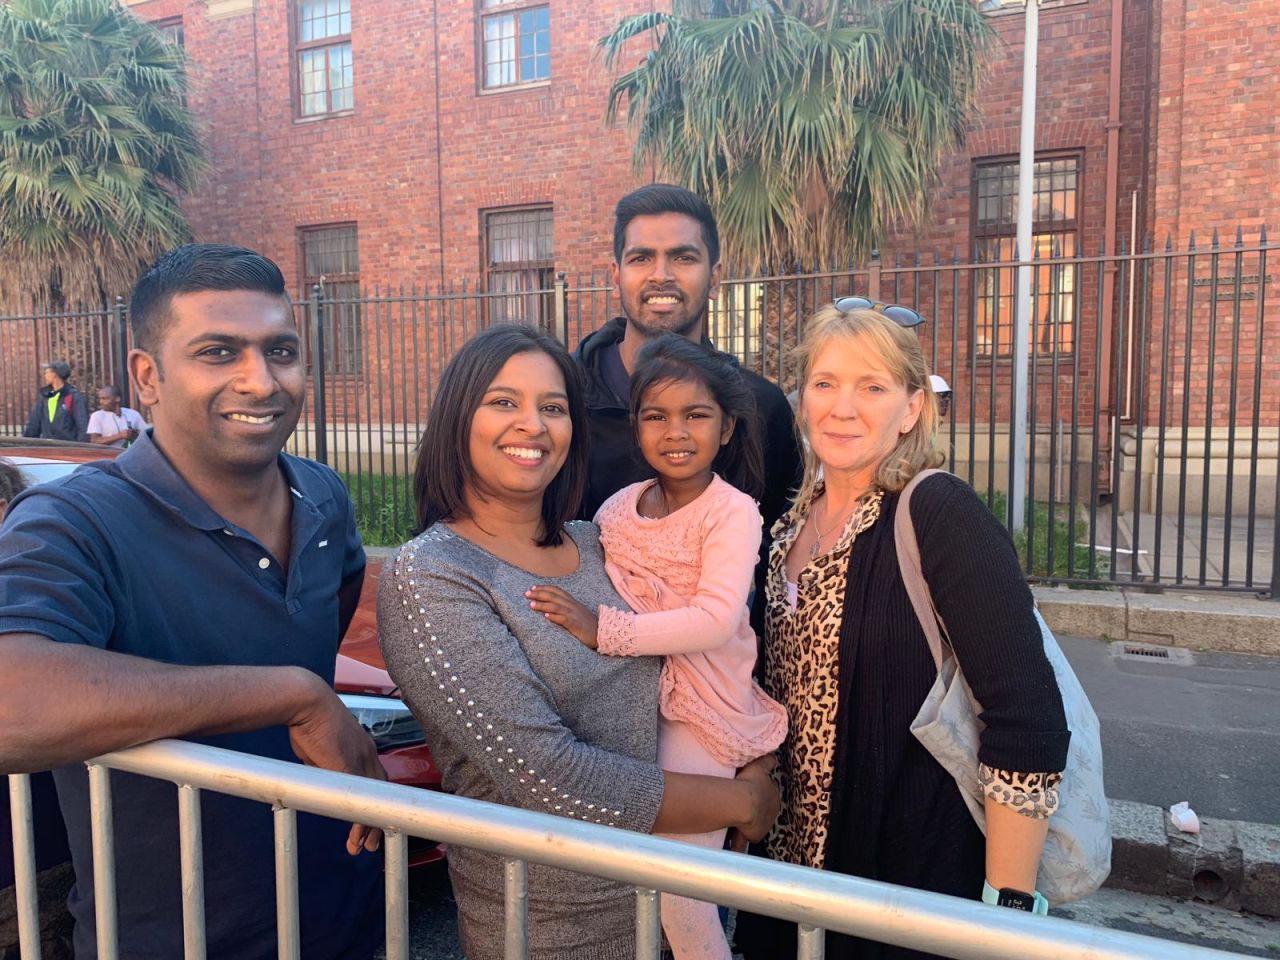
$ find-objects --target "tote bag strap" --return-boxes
[893,468,952,672]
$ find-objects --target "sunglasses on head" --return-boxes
[833,296,926,328]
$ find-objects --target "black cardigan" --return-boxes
[742,473,1070,960]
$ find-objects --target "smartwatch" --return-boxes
[982,880,1048,916]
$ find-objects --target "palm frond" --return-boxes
[600,0,992,271]
[0,0,206,308]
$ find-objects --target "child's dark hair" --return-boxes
[629,335,764,500]
[0,457,28,509]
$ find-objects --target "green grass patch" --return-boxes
[340,471,416,547]
[981,490,1107,583]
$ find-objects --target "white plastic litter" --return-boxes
[1169,801,1201,834]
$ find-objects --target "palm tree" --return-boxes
[602,0,992,272]
[0,0,206,309]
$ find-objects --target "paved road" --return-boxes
[1059,633,1280,823]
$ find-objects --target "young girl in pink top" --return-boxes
[528,335,787,960]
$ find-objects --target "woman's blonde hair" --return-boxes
[793,305,944,504]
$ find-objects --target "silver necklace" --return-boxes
[808,499,857,559]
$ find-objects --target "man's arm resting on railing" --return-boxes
[0,632,386,852]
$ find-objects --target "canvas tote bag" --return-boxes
[893,469,1111,905]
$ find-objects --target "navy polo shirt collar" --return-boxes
[116,428,333,534]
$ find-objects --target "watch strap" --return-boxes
[982,880,1048,916]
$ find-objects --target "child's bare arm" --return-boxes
[525,586,599,648]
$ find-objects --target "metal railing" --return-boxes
[0,231,1275,594]
[6,740,1245,960]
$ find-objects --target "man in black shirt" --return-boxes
[22,360,89,443]
[574,184,801,625]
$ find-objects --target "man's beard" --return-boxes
[624,298,708,340]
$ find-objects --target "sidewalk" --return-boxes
[1100,505,1274,593]
[1058,634,1280,918]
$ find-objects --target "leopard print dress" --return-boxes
[762,485,1061,872]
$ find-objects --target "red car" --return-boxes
[0,437,445,866]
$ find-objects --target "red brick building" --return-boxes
[116,0,1275,516]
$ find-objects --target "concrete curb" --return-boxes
[1105,798,1280,917]
[1034,586,1280,656]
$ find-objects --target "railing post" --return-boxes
[634,887,661,959]
[114,296,131,408]
[87,763,119,960]
[503,857,528,959]
[273,805,300,960]
[177,784,206,960]
[9,774,42,960]
[554,271,568,347]
[385,830,410,960]
[867,249,882,301]
[310,285,328,465]
[798,923,826,959]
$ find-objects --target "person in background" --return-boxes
[86,384,147,448]
[929,374,952,418]
[736,306,1069,959]
[22,361,89,443]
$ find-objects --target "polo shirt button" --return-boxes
[258,557,270,569]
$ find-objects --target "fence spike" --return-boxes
[1259,224,1268,244]
[1211,227,1220,248]
[1142,235,1152,254]
[1188,231,1197,251]
[1164,233,1174,252]
[1235,225,1244,247]
[1118,235,1128,256]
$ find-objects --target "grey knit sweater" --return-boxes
[378,521,666,960]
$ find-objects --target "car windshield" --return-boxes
[8,459,84,488]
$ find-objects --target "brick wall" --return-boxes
[118,0,1275,436]
[124,0,657,292]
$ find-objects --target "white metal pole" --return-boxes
[1012,0,1040,533]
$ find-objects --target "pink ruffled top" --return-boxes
[594,475,788,767]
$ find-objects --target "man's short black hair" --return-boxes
[42,359,72,382]
[129,244,289,354]
[98,384,122,399]
[612,184,720,267]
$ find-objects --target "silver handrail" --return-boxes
[9,740,1245,960]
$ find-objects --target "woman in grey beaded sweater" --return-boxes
[377,325,780,960]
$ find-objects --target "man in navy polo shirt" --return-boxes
[0,245,384,959]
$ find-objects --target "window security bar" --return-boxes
[8,741,1244,960]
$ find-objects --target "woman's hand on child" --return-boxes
[526,586,600,649]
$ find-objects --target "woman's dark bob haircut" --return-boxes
[628,334,764,500]
[412,325,588,547]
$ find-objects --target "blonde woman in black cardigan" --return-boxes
[736,307,1070,960]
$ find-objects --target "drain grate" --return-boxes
[1111,641,1194,665]
[1123,644,1170,658]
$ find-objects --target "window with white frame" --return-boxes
[297,0,353,118]
[972,155,1080,356]
[480,0,550,91]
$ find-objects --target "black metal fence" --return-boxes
[2,231,1275,596]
